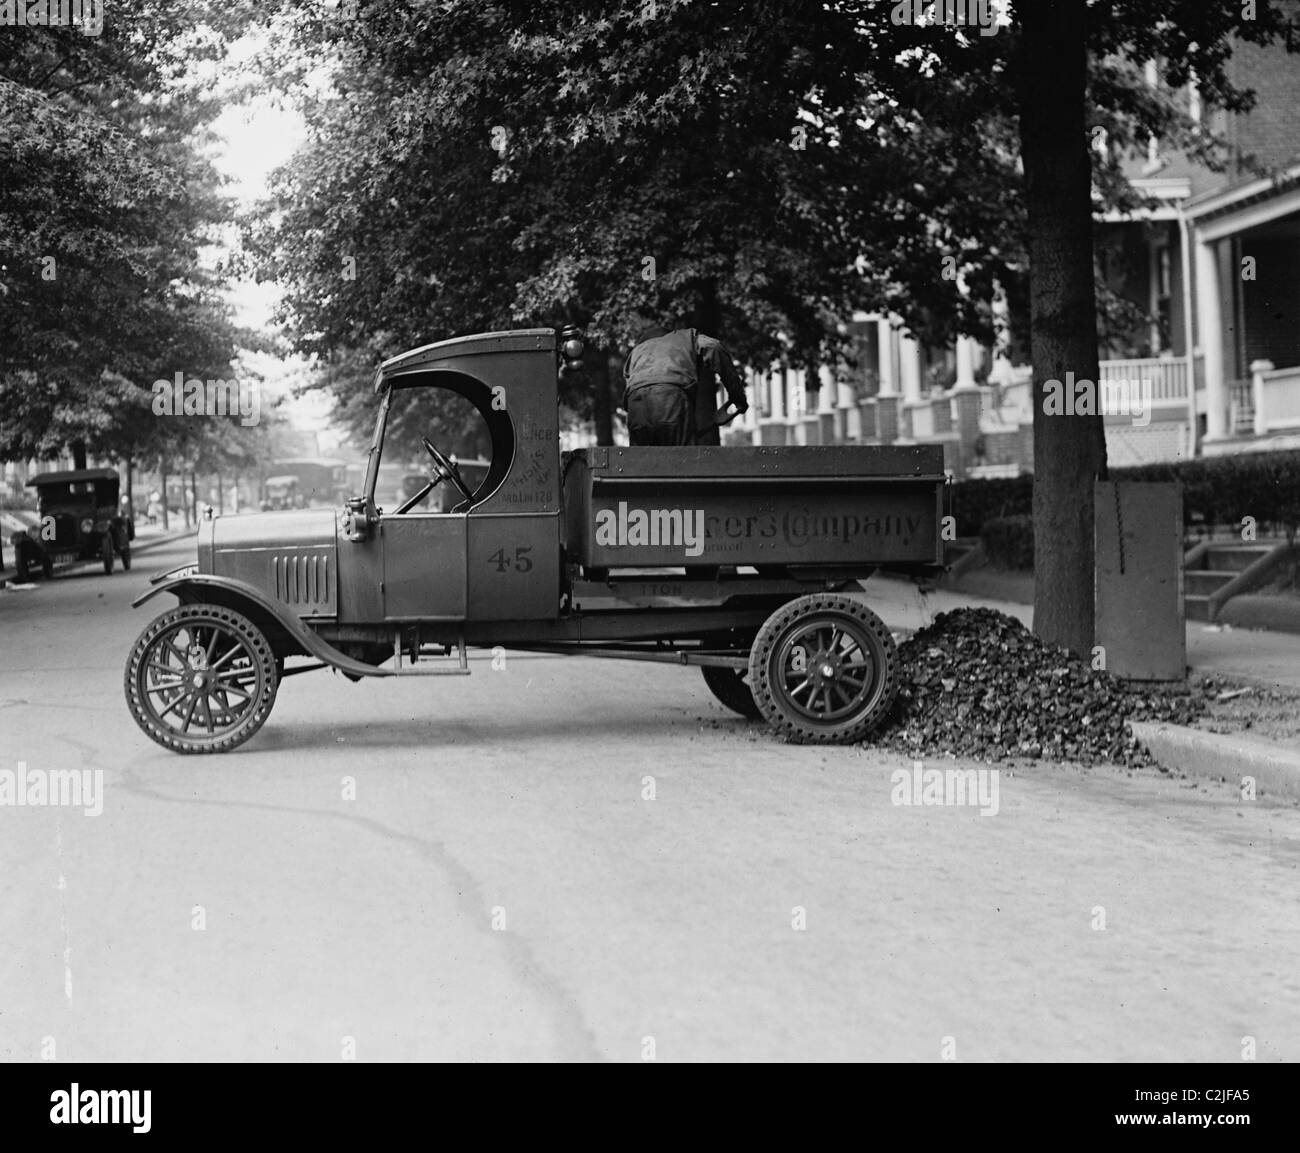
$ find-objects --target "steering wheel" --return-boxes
[421,436,475,503]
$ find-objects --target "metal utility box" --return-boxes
[1095,480,1185,681]
[562,445,946,569]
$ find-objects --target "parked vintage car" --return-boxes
[12,468,133,582]
[124,328,945,754]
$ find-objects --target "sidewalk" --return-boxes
[0,521,197,588]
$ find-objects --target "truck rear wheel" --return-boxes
[124,603,279,754]
[700,665,763,720]
[748,594,896,744]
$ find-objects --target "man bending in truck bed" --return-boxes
[623,323,749,446]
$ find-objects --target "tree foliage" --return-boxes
[0,3,263,470]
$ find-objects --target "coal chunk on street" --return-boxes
[874,608,1205,766]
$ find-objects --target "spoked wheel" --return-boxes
[101,535,114,574]
[119,534,131,570]
[700,665,763,720]
[124,603,279,754]
[748,594,897,744]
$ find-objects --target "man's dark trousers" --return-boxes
[627,382,691,446]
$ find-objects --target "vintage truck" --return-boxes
[124,328,946,753]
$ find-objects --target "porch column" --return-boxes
[763,363,788,446]
[955,335,978,389]
[1195,236,1227,441]
[877,317,898,396]
[1251,359,1274,438]
[817,364,839,443]
[898,330,923,440]
[899,332,923,404]
[988,284,1014,386]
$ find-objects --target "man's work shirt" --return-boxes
[623,329,747,443]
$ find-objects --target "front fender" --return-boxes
[132,574,394,678]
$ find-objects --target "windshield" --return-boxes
[364,383,496,513]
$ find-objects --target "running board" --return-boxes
[390,633,471,676]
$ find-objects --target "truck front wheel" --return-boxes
[749,595,897,744]
[124,603,279,754]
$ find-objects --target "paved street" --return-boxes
[2,536,1298,1062]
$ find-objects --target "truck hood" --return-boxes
[208,509,338,553]
[201,511,340,616]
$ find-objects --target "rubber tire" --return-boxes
[41,552,53,580]
[748,594,897,744]
[102,535,113,574]
[124,603,279,754]
[15,554,29,583]
[701,665,763,720]
[120,542,131,570]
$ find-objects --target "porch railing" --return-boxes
[1098,357,1189,402]
[1255,363,1300,434]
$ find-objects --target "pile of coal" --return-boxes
[874,608,1203,766]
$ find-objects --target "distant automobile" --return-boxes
[11,468,133,581]
[260,475,301,511]
[265,458,349,507]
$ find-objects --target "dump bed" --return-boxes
[562,445,945,569]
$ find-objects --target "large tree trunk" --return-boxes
[593,347,615,446]
[71,440,88,470]
[693,278,723,337]
[1016,0,1108,656]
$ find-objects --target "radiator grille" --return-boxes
[272,552,331,606]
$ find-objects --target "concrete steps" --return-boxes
[1184,569,1238,596]
[1184,539,1292,624]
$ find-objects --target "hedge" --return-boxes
[980,514,1035,570]
[948,450,1300,539]
[947,475,1034,537]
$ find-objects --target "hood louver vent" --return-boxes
[272,551,332,608]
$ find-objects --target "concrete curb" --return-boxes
[1129,720,1300,800]
[0,528,197,588]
